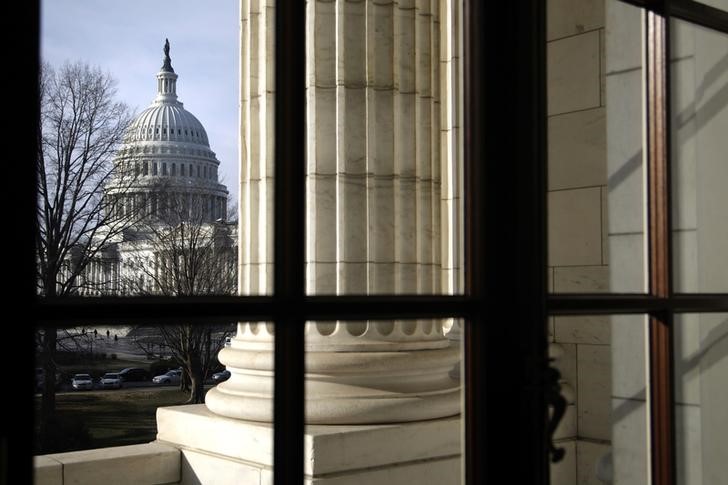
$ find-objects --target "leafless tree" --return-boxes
[122,190,237,403]
[35,61,136,451]
[37,61,138,297]
[226,194,239,225]
[159,324,232,402]
[129,335,164,359]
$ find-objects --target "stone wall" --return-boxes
[547,0,613,483]
[670,18,728,485]
[550,1,728,483]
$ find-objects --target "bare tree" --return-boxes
[226,193,239,225]
[37,61,137,297]
[122,190,237,402]
[159,325,232,403]
[35,61,136,451]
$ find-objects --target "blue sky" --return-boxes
[41,1,240,201]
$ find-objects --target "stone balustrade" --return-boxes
[34,443,180,485]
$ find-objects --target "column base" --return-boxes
[156,404,462,485]
[206,344,461,424]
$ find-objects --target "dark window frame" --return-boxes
[14,1,728,485]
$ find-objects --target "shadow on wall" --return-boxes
[607,53,728,194]
[609,317,728,485]
[613,317,728,426]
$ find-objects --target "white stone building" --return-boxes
[75,40,237,299]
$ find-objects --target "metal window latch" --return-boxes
[545,360,566,463]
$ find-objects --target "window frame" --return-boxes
[16,1,728,485]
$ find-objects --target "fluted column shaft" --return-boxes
[306,0,442,294]
[206,0,462,425]
[239,0,275,295]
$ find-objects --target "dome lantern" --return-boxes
[121,39,212,146]
[155,38,179,106]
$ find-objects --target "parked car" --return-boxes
[99,373,122,389]
[71,374,93,390]
[211,369,231,383]
[118,367,150,382]
[153,369,182,385]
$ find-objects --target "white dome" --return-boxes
[105,40,229,224]
[123,42,211,147]
[127,103,210,146]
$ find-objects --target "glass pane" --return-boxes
[671,20,728,293]
[547,0,647,293]
[305,319,463,484]
[305,0,464,296]
[549,314,650,484]
[674,313,728,484]
[34,323,234,454]
[38,2,241,297]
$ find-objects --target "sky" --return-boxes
[41,0,240,201]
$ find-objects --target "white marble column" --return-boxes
[205,0,462,426]
[206,320,459,424]
[305,0,442,295]
[238,0,275,296]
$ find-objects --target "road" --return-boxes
[56,381,172,394]
[40,382,216,396]
[41,333,225,393]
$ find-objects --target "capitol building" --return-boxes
[76,40,237,298]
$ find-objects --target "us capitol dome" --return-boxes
[105,39,229,223]
[79,40,236,298]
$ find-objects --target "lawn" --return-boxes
[35,387,204,453]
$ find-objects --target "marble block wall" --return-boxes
[552,2,728,484]
[547,0,613,483]
[670,17,728,485]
